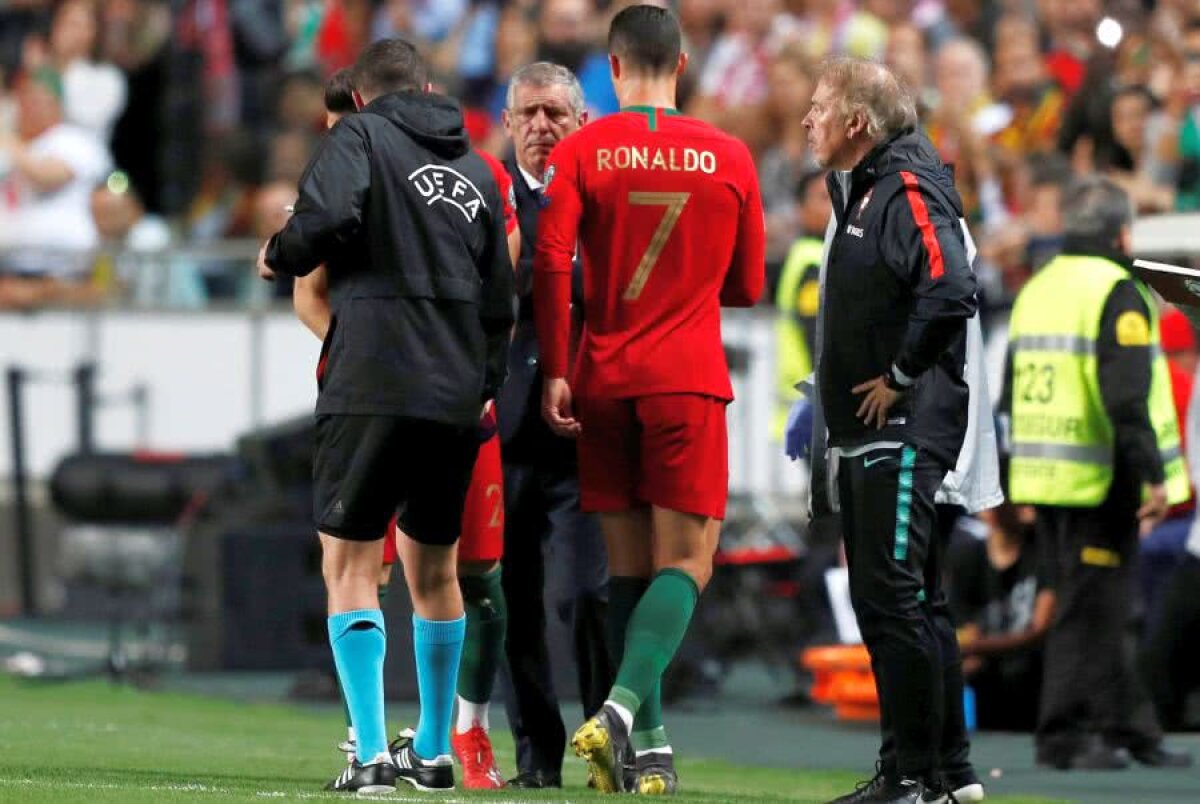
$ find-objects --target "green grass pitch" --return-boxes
[0,676,1068,802]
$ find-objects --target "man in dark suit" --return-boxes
[497,61,613,789]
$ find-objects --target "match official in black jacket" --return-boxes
[259,40,514,793]
[803,59,979,804]
[496,61,613,789]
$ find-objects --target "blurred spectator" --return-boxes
[690,0,797,143]
[794,0,887,62]
[927,38,1009,228]
[1038,0,1101,97]
[22,0,128,143]
[757,45,816,255]
[266,128,318,185]
[1160,20,1200,211]
[482,4,537,140]
[886,22,929,101]
[275,69,327,133]
[536,0,616,116]
[947,503,1054,732]
[88,171,193,306]
[102,0,170,214]
[1106,85,1175,214]
[992,16,1067,159]
[0,67,111,306]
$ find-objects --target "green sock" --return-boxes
[457,565,506,705]
[337,584,390,731]
[609,569,699,724]
[608,576,669,750]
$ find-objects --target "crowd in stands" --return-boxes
[1,0,1198,730]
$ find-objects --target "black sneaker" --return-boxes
[571,704,631,794]
[827,761,887,803]
[943,767,985,802]
[828,770,927,804]
[390,732,455,792]
[636,750,679,795]
[324,754,397,794]
[867,777,928,803]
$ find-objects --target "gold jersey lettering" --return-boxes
[595,146,719,173]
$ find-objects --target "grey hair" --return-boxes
[1061,176,1133,242]
[817,57,918,142]
[506,61,586,116]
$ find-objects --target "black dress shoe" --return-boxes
[507,770,562,788]
[1130,744,1193,768]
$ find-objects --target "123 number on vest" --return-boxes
[1017,362,1056,404]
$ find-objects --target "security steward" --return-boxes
[1004,176,1192,771]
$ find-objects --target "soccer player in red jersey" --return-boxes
[533,5,765,794]
[292,68,519,791]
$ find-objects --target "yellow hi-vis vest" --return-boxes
[1007,254,1190,506]
[773,237,823,440]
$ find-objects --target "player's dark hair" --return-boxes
[608,5,681,76]
[354,38,429,99]
[324,67,357,115]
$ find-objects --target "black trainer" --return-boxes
[827,761,887,803]
[390,732,455,792]
[942,766,985,802]
[324,755,397,794]
[571,704,631,794]
[636,750,679,795]
[827,768,929,804]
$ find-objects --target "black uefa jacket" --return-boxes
[266,91,515,427]
[819,128,978,468]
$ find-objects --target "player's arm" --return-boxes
[478,149,522,271]
[293,264,330,340]
[720,144,767,307]
[533,138,582,383]
[879,176,978,386]
[479,190,516,403]
[266,122,370,277]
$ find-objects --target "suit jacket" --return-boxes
[498,157,583,466]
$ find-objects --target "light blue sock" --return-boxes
[328,609,387,764]
[412,614,466,760]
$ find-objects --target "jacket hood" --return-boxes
[363,91,470,159]
[851,128,964,218]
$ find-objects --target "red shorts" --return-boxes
[381,434,504,564]
[577,393,729,520]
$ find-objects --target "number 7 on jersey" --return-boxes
[623,191,690,301]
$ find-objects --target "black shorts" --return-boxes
[313,414,479,545]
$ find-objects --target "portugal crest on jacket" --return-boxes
[409,165,487,222]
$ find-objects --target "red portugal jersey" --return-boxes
[533,106,765,401]
[478,149,518,237]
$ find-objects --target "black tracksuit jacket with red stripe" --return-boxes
[818,128,979,469]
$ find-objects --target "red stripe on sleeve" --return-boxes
[899,171,944,280]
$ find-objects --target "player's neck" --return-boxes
[616,78,678,113]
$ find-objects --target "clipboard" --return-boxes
[1132,259,1200,307]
